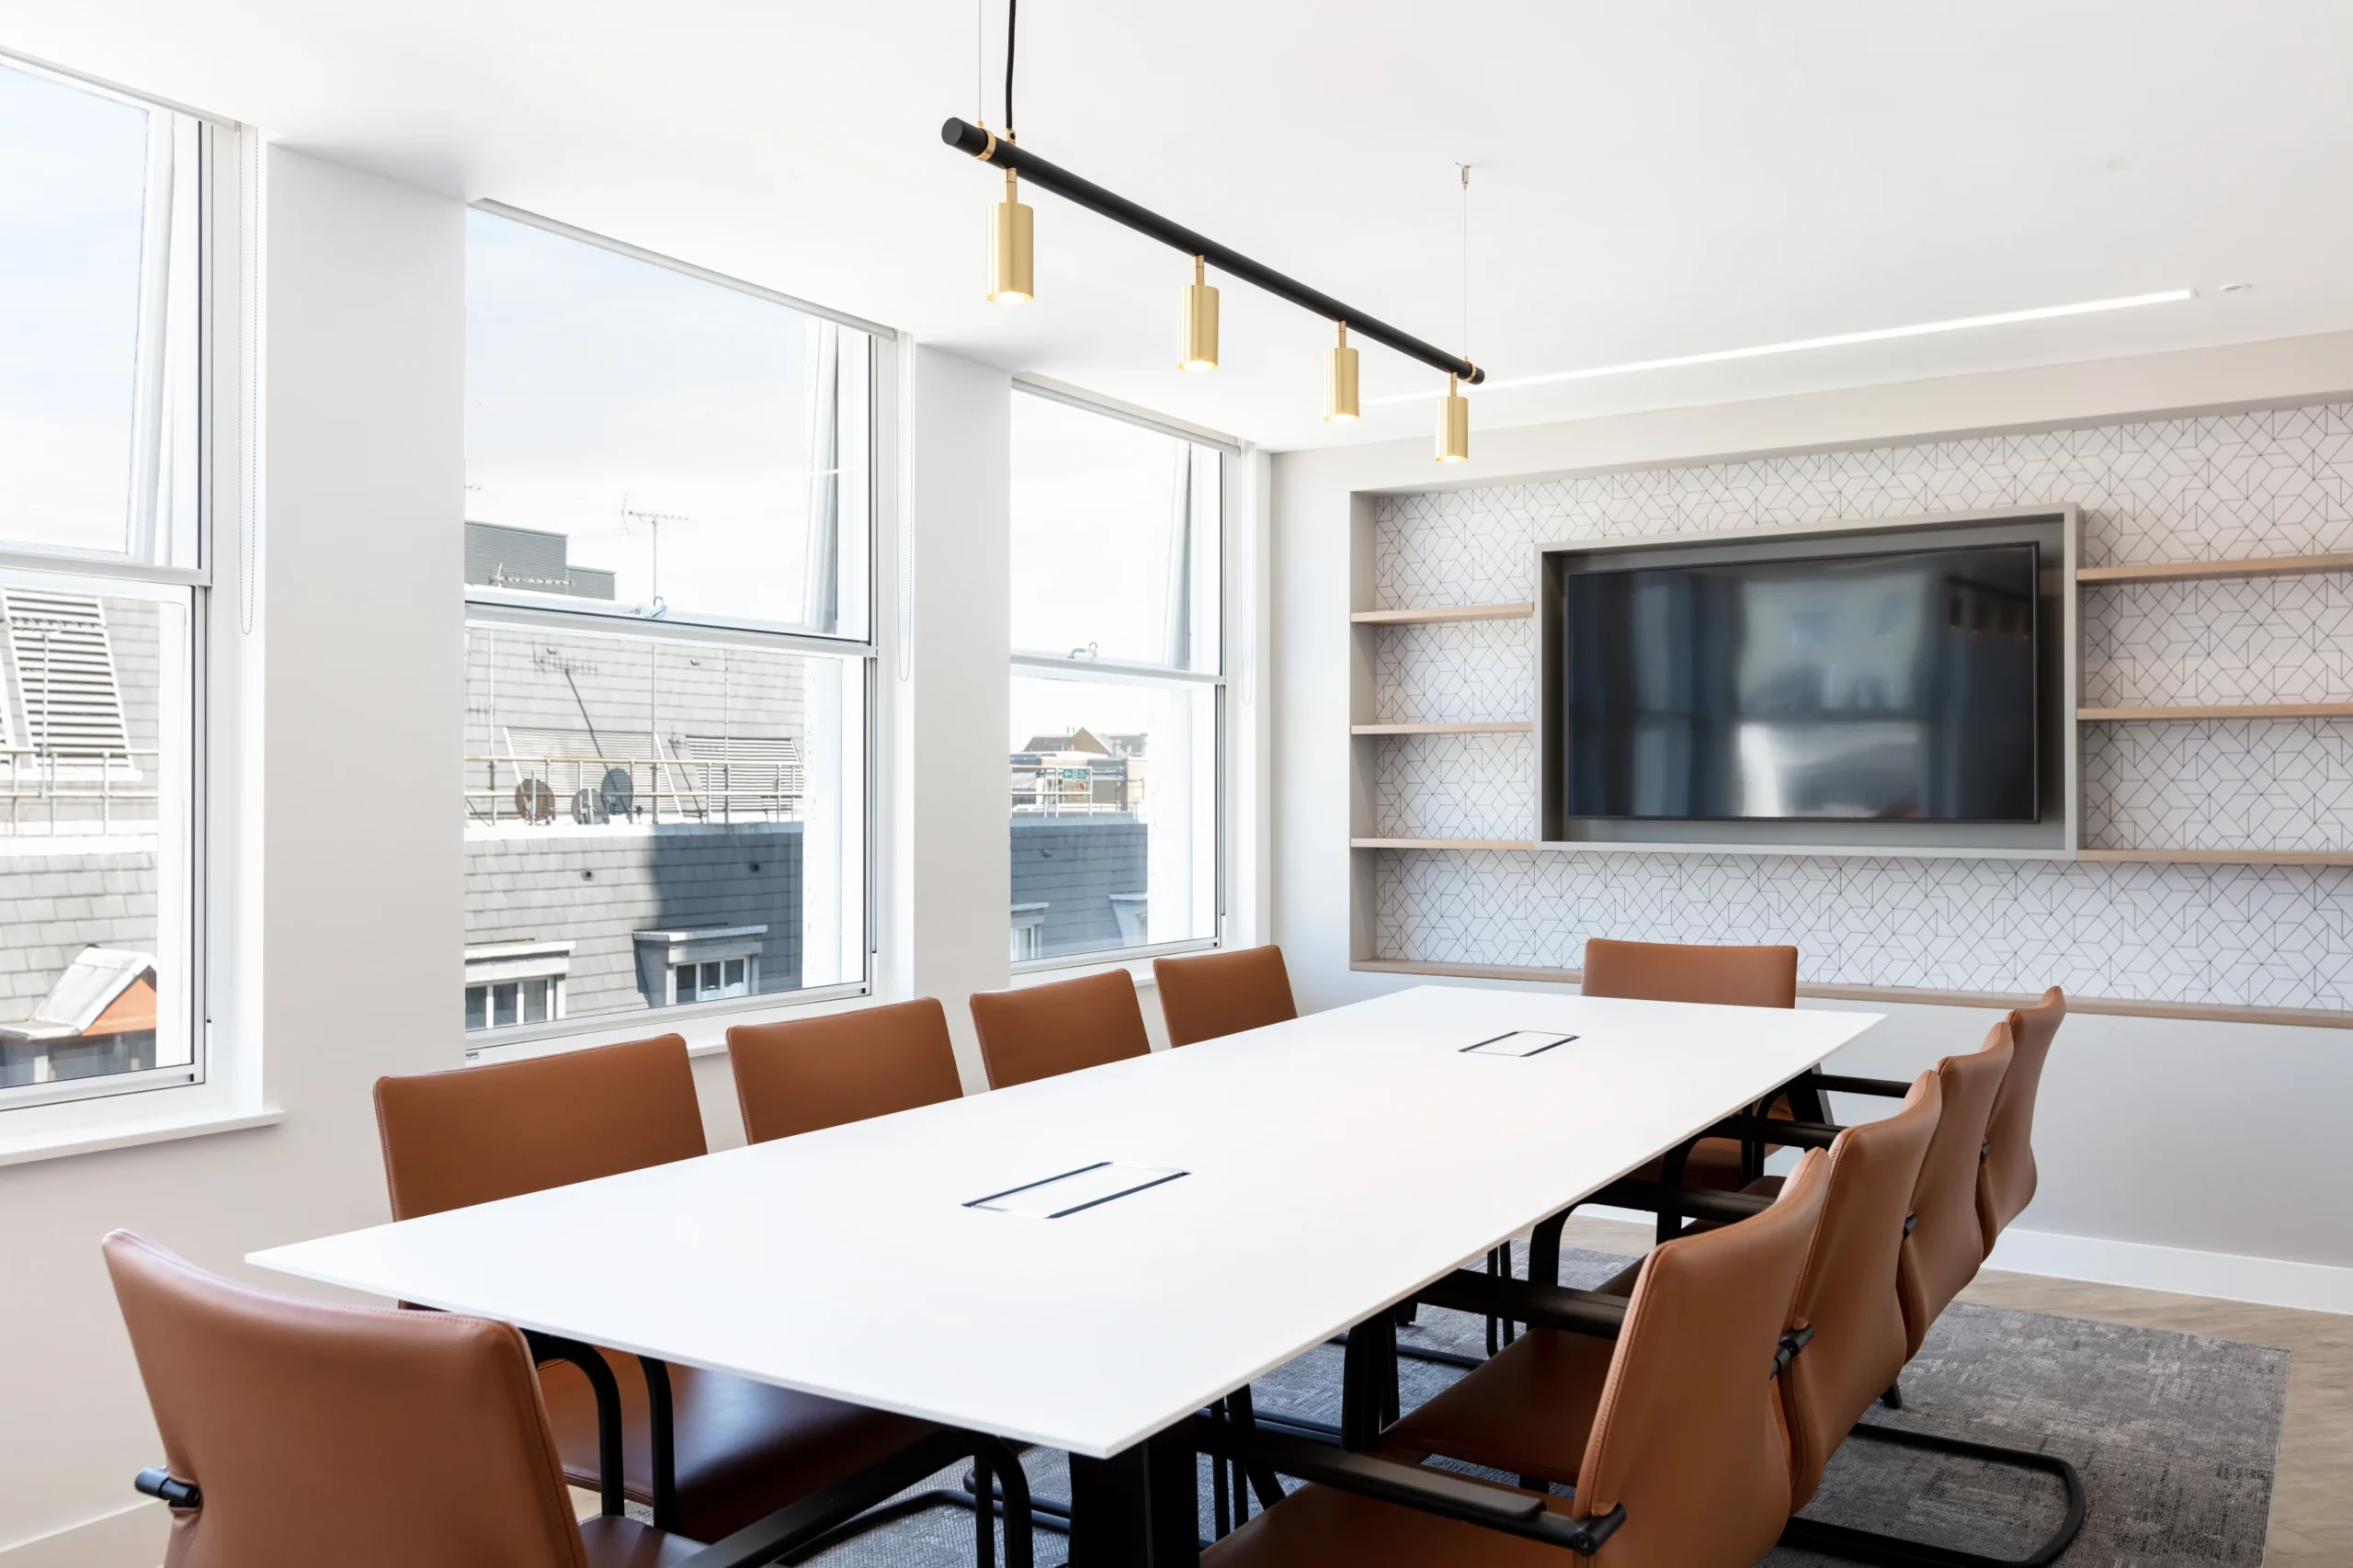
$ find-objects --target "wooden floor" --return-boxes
[1557,1216,2351,1566]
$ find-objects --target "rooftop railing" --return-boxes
[0,748,158,835]
[466,754,803,829]
[1010,766,1132,816]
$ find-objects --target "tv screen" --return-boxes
[1560,543,2040,823]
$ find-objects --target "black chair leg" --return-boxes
[778,1437,1044,1568]
[1778,1423,2086,1568]
[1210,1399,1232,1539]
[1881,1380,1904,1410]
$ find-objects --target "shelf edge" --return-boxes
[2079,847,2353,866]
[2076,551,2353,585]
[1350,959,2353,1029]
[1350,602,1535,625]
[2078,703,2353,721]
[1349,721,1536,735]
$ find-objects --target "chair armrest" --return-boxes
[1707,1114,1842,1150]
[1806,1072,1911,1098]
[1591,1179,1773,1226]
[133,1468,200,1509]
[1190,1415,1626,1555]
[1415,1269,1629,1338]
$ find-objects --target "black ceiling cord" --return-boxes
[1004,0,1017,138]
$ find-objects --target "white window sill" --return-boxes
[1009,943,1216,989]
[0,1104,283,1170]
[463,983,881,1064]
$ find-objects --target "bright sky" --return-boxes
[1008,394,1219,747]
[466,207,826,627]
[0,62,148,555]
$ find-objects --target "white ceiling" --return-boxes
[6,2,2350,451]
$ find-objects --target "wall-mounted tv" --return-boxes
[1556,543,2040,823]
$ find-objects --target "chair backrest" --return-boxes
[1779,1070,1943,1508]
[1568,1148,1828,1568]
[1581,938,1799,1009]
[1896,1019,2014,1357]
[1153,945,1298,1047]
[1978,985,2065,1251]
[728,997,965,1143]
[103,1231,588,1568]
[374,1034,704,1220]
[968,969,1152,1089]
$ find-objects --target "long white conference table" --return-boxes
[252,983,1881,1566]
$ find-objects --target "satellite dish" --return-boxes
[599,767,634,822]
[515,778,557,824]
[572,787,600,825]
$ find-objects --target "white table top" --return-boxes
[250,984,1879,1458]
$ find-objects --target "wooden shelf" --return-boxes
[2079,702,2353,721]
[2076,551,2353,586]
[1350,721,1535,735]
[1351,958,2353,1029]
[1350,603,1534,625]
[2079,846,2353,867]
[1351,836,1535,851]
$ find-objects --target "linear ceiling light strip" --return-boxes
[941,118,1484,389]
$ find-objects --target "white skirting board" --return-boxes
[1985,1224,2353,1317]
[0,1500,162,1568]
[1583,1203,2353,1317]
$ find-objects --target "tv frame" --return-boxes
[1534,506,2078,859]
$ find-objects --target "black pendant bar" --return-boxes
[941,117,1484,385]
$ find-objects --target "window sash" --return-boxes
[458,218,879,1043]
[1006,382,1230,970]
[0,87,220,1116]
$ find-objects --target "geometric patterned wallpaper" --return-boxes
[1369,400,2353,1010]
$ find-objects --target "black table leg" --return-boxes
[1066,1427,1199,1568]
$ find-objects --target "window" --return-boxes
[462,941,571,1032]
[0,58,213,1108]
[463,208,872,1040]
[1009,392,1222,964]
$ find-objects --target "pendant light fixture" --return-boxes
[1179,256,1219,371]
[1324,322,1359,421]
[982,0,1031,303]
[1437,164,1472,463]
[989,165,1033,303]
[948,3,1488,412]
[1437,373,1470,461]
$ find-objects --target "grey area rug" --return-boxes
[769,1247,2285,1567]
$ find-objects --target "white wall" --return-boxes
[890,343,1012,1089]
[1271,330,2353,1314]
[0,147,465,1566]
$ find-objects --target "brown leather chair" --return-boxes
[1607,1027,2086,1566]
[1580,937,1799,1008]
[1154,945,1298,1047]
[1978,986,2065,1253]
[727,998,965,1143]
[968,969,1152,1089]
[373,1036,944,1544]
[102,1232,1029,1568]
[1581,937,1802,1194]
[1197,1150,1831,1568]
[1893,1017,2013,1358]
[1774,1039,2085,1568]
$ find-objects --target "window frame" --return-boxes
[0,54,239,1122]
[1006,382,1233,976]
[458,204,882,1054]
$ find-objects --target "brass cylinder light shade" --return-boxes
[989,167,1034,303]
[1324,322,1359,422]
[1179,256,1219,371]
[1436,373,1470,462]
